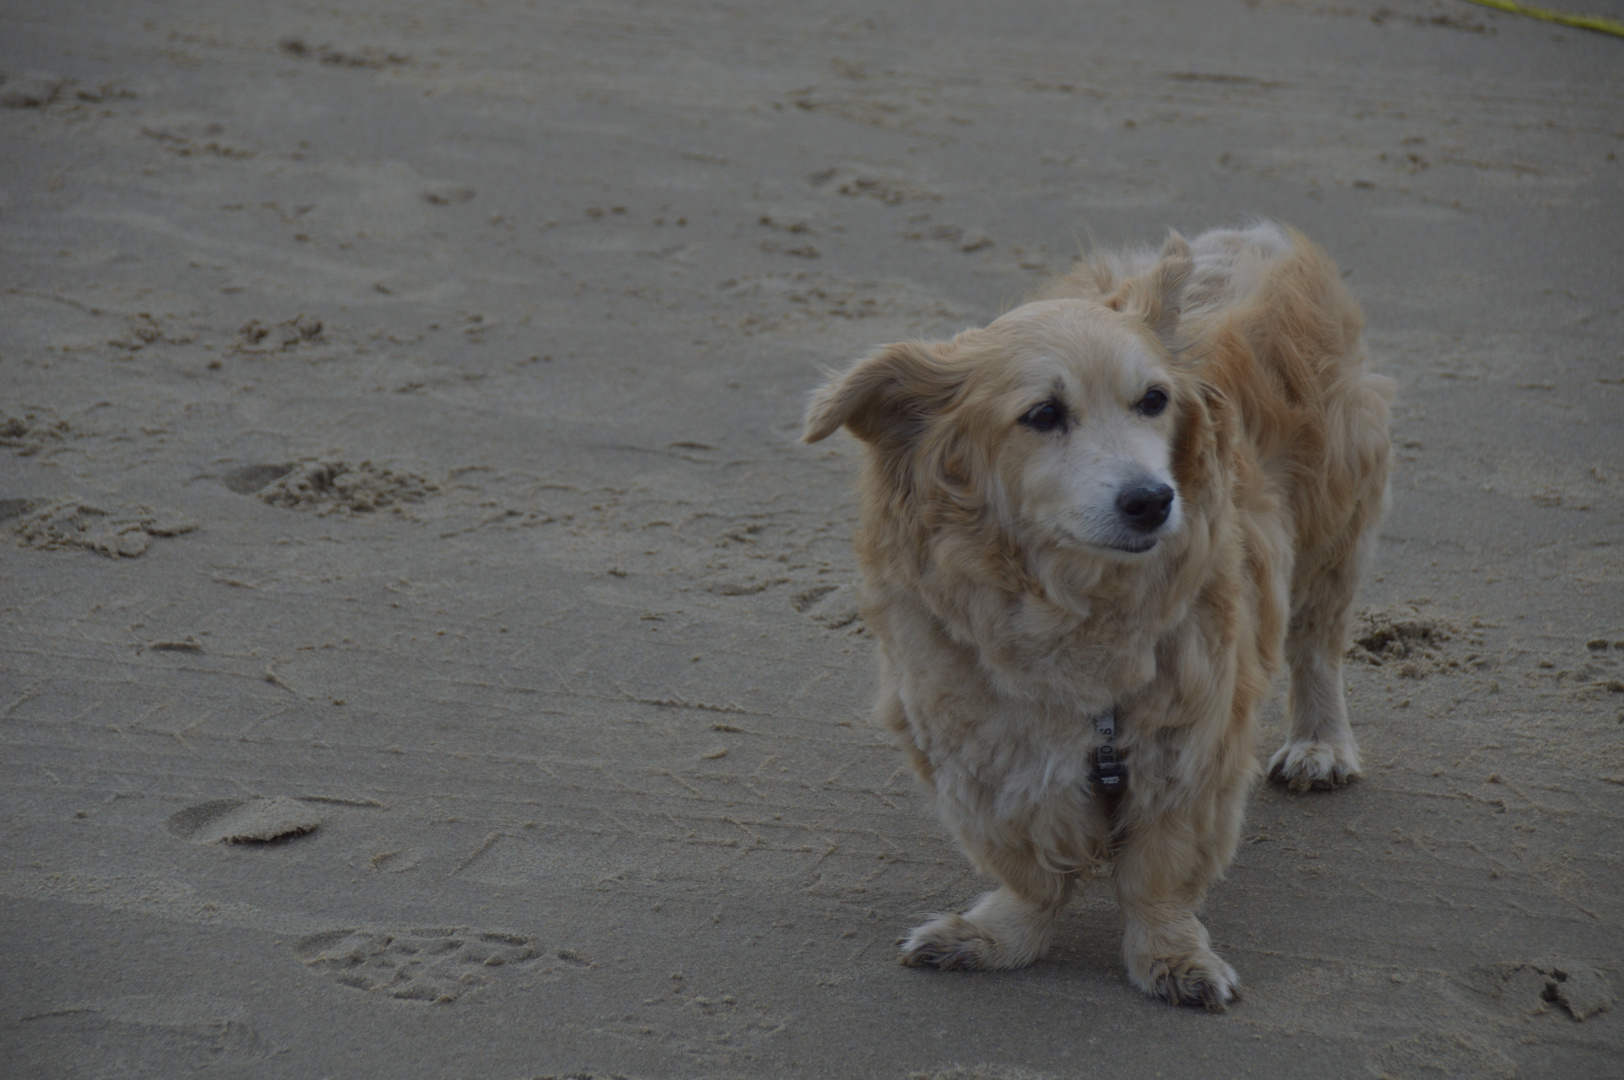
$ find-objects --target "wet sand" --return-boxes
[2,1,1621,1076]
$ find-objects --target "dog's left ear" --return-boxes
[1105,232,1193,349]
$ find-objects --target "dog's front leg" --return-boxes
[1113,786,1245,1008]
[899,842,1074,971]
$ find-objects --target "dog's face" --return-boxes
[976,301,1183,556]
[804,241,1206,564]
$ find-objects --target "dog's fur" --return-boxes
[802,223,1392,1007]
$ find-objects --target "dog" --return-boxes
[801,223,1392,1007]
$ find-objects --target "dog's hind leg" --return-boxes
[1269,575,1364,791]
[1270,370,1392,792]
[1273,512,1387,790]
[1270,478,1386,791]
[899,847,1074,971]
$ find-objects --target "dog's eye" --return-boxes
[1020,399,1066,432]
[1137,387,1169,417]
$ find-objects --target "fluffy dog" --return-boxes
[802,223,1392,1007]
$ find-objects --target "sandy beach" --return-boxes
[2,1,1621,1076]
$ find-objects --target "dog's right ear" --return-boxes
[1104,232,1194,349]
[802,341,959,446]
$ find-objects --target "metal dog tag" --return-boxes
[1094,710,1125,795]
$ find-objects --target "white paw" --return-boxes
[898,908,1047,971]
[1268,737,1361,792]
[899,913,996,970]
[1129,947,1241,1010]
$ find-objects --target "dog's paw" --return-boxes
[898,913,1029,971]
[1267,737,1361,792]
[1136,949,1241,1011]
[899,913,994,970]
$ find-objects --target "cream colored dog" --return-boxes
[803,223,1392,1007]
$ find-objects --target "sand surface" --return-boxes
[2,1,1622,1076]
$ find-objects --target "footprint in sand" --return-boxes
[292,928,555,1002]
[219,463,295,494]
[791,583,863,632]
[4,497,196,558]
[1347,605,1479,676]
[165,797,321,844]
[220,459,438,515]
[1370,1031,1516,1080]
[235,314,322,350]
[14,996,270,1074]
[1,410,73,456]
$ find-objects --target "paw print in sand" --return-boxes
[293,927,547,1002]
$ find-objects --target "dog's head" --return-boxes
[804,235,1224,565]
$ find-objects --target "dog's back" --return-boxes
[1043,221,1294,321]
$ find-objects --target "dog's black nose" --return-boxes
[1116,483,1174,532]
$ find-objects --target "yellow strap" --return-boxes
[1462,0,1624,37]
